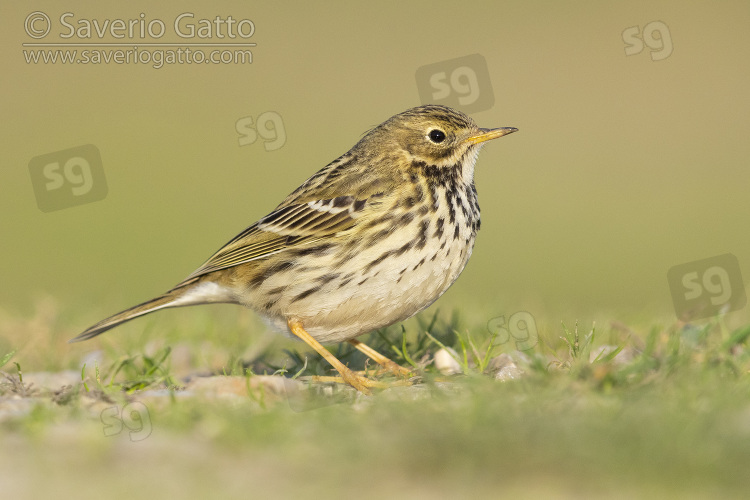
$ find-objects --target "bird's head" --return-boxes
[356,105,517,181]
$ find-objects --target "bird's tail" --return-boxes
[69,278,229,342]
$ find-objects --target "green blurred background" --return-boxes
[2,0,749,339]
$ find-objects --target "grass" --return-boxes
[1,299,750,499]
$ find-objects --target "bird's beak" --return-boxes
[466,127,518,145]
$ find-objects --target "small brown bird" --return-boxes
[71,105,517,393]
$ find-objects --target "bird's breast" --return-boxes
[244,181,480,343]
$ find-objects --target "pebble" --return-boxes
[487,353,524,381]
[433,347,462,375]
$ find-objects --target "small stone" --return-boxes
[487,353,524,381]
[434,347,462,375]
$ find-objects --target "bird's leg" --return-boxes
[347,339,414,377]
[287,320,382,394]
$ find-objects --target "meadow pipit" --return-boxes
[71,105,517,393]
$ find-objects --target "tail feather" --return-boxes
[71,276,237,343]
[69,291,185,343]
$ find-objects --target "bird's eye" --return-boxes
[428,129,446,143]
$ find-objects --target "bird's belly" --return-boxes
[252,225,476,343]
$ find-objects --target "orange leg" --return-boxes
[347,339,414,377]
[288,320,382,394]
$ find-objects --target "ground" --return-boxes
[1,300,750,499]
